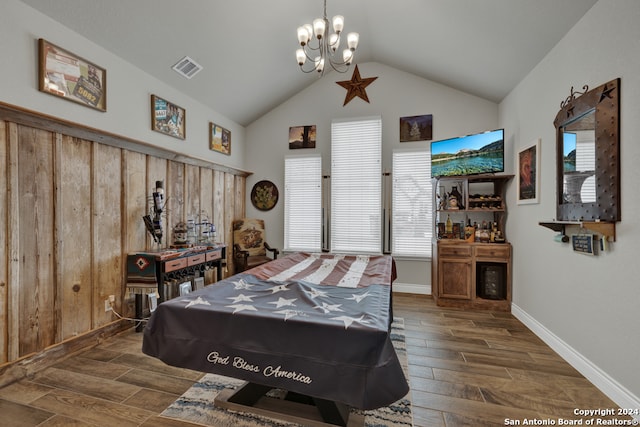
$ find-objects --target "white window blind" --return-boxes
[331,117,382,253]
[392,149,433,257]
[284,155,322,252]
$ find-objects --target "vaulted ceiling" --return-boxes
[20,0,597,126]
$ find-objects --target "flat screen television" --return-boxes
[431,128,504,178]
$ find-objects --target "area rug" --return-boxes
[160,318,413,427]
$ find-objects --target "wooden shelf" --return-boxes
[539,221,616,241]
[436,208,506,213]
[433,174,514,312]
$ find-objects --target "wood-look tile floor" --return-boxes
[0,294,627,427]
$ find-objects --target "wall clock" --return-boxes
[251,180,278,211]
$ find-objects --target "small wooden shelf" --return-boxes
[539,221,616,241]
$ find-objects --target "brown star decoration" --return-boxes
[336,65,378,106]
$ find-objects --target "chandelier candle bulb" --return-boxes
[304,24,313,40]
[329,33,339,51]
[297,27,309,46]
[332,15,344,32]
[347,32,359,50]
[296,49,305,65]
[343,49,352,65]
[313,19,325,38]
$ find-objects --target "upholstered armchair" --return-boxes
[232,218,279,273]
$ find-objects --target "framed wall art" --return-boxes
[251,180,278,211]
[210,123,231,155]
[400,114,432,142]
[151,95,186,140]
[517,138,541,204]
[38,38,107,111]
[289,125,316,149]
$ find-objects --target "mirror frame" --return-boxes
[554,78,620,222]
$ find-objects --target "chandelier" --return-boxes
[295,0,359,75]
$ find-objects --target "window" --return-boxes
[331,117,382,253]
[284,155,322,252]
[392,149,432,257]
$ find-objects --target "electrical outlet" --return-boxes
[105,295,115,312]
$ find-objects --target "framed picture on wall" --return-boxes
[38,38,107,111]
[399,114,432,142]
[517,138,541,204]
[289,125,316,149]
[210,123,231,155]
[151,95,186,139]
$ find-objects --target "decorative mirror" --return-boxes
[554,78,620,222]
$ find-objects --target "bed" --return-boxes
[142,252,409,426]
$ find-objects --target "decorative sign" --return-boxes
[210,122,231,155]
[251,180,278,211]
[572,235,597,255]
[151,95,186,139]
[38,39,107,111]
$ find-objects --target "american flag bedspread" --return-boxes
[142,252,409,410]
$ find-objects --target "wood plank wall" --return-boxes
[0,105,249,367]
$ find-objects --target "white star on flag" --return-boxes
[331,315,368,329]
[316,302,343,314]
[307,288,329,299]
[268,284,289,294]
[347,291,371,303]
[184,296,211,308]
[268,297,297,308]
[226,304,257,314]
[274,309,304,321]
[228,294,254,303]
[233,278,254,290]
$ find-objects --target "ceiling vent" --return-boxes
[172,56,203,79]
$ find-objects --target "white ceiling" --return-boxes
[20,0,597,126]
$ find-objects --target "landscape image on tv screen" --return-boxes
[431,129,504,177]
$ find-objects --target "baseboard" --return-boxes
[393,282,430,295]
[512,303,640,414]
[0,320,131,388]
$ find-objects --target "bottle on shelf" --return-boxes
[465,219,475,242]
[450,185,464,209]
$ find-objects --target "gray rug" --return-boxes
[160,318,413,427]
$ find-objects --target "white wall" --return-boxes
[245,62,499,290]
[0,0,245,170]
[501,0,640,408]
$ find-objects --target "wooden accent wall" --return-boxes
[0,103,249,368]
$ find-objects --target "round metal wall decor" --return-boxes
[251,180,278,211]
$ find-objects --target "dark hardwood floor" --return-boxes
[0,294,627,426]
